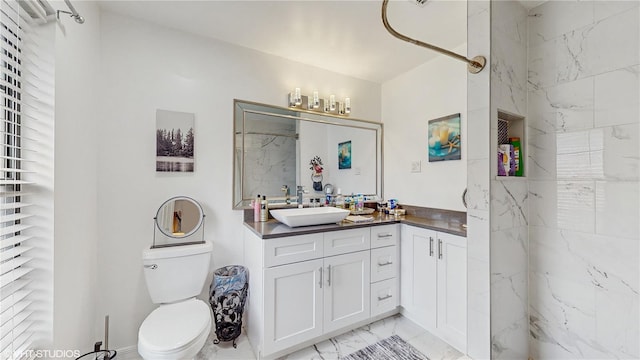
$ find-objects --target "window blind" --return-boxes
[1,0,53,358]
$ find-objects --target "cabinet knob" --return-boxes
[377,294,393,301]
[377,261,393,267]
[438,239,443,260]
[318,267,323,288]
[377,233,393,238]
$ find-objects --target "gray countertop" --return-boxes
[244,211,467,239]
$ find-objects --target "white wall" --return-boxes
[95,11,381,348]
[52,0,101,352]
[382,44,467,211]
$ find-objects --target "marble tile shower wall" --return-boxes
[490,2,529,359]
[466,1,491,359]
[527,1,639,359]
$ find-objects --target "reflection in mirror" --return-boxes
[242,112,297,201]
[154,196,205,247]
[233,100,382,209]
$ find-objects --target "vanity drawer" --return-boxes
[370,224,398,249]
[371,278,398,317]
[370,246,397,283]
[264,233,324,267]
[324,228,371,257]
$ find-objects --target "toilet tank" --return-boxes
[142,241,213,304]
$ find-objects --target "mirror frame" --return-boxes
[155,196,205,239]
[233,99,383,209]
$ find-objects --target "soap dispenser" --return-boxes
[260,195,268,222]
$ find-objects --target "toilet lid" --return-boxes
[139,298,211,352]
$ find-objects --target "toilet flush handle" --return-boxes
[144,264,157,270]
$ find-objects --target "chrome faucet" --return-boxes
[296,185,308,206]
[281,185,291,204]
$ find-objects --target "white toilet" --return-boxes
[138,241,213,360]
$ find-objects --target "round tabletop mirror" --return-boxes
[155,196,204,238]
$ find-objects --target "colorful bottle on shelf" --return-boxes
[509,137,523,177]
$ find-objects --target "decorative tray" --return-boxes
[349,208,375,215]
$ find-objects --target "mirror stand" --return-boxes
[152,196,206,248]
[152,215,206,249]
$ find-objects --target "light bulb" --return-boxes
[294,88,302,106]
[344,97,351,114]
[313,91,320,109]
[329,95,336,111]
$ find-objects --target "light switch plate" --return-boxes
[411,161,421,173]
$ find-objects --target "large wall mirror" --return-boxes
[233,100,382,209]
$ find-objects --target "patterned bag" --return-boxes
[209,265,248,348]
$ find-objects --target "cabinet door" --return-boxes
[400,225,437,331]
[436,232,467,352]
[323,251,371,333]
[264,259,323,356]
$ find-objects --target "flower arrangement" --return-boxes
[309,156,323,174]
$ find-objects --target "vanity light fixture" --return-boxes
[294,88,302,106]
[287,89,351,116]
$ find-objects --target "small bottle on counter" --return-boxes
[254,194,261,222]
[260,195,268,222]
[348,194,356,212]
[334,189,344,209]
[356,194,364,212]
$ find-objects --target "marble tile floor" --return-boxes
[191,314,470,360]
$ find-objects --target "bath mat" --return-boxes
[340,335,429,360]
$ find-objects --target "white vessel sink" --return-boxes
[270,207,350,227]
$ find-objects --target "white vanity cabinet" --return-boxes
[245,225,398,359]
[323,250,371,333]
[264,258,323,354]
[400,226,437,329]
[369,224,399,317]
[400,224,467,353]
[263,249,371,354]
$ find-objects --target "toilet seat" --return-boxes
[138,298,211,359]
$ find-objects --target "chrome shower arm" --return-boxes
[57,0,84,24]
[381,0,485,74]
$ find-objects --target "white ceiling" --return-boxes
[97,0,468,83]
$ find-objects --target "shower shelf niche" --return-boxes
[496,110,526,179]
